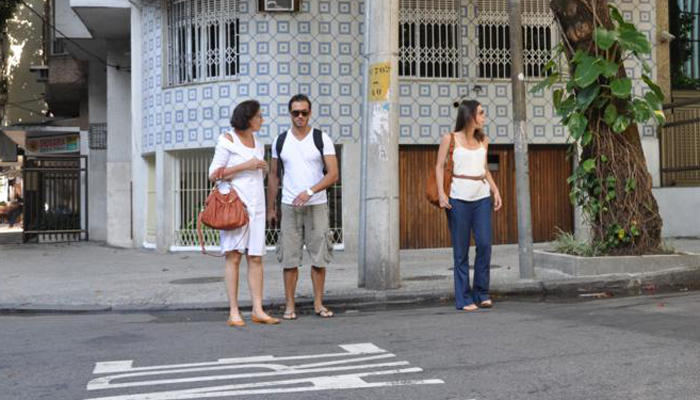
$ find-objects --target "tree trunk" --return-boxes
[550,0,663,254]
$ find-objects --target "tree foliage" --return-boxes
[533,0,664,255]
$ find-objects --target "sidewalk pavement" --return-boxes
[1,239,700,313]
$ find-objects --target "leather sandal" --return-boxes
[479,300,493,308]
[226,318,246,327]
[315,307,334,318]
[251,314,280,325]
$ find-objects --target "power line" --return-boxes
[18,0,130,72]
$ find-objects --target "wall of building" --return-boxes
[136,0,662,251]
[653,187,700,237]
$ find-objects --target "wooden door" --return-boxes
[399,144,573,249]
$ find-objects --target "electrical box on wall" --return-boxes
[258,0,300,12]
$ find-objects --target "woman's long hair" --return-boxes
[454,100,485,142]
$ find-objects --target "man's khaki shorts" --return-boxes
[277,203,334,269]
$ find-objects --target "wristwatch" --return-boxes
[305,188,314,196]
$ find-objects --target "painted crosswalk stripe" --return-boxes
[85,343,444,399]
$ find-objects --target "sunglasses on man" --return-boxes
[291,110,310,117]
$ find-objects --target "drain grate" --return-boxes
[169,277,223,285]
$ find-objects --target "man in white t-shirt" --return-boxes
[267,94,339,320]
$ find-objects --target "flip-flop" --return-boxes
[314,308,334,318]
[283,311,297,320]
[479,300,493,308]
[462,304,479,312]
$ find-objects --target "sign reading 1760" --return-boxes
[83,343,444,399]
[369,63,391,102]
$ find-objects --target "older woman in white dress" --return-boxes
[208,100,279,327]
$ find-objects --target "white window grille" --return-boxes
[399,0,461,79]
[173,147,344,248]
[477,0,556,79]
[164,0,240,86]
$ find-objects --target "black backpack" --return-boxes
[275,128,326,180]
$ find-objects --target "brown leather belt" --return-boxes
[453,174,486,181]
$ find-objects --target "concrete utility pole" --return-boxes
[508,0,535,279]
[358,0,400,290]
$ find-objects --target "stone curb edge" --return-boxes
[2,267,698,314]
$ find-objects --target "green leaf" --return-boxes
[632,99,652,123]
[553,89,563,109]
[582,131,593,146]
[618,24,652,54]
[601,155,608,163]
[577,84,600,109]
[607,190,618,201]
[567,112,588,139]
[644,91,662,110]
[601,59,619,78]
[571,50,587,64]
[604,104,618,126]
[653,109,667,125]
[557,96,577,117]
[611,77,633,98]
[575,56,603,88]
[594,28,618,50]
[609,5,625,25]
[613,114,631,133]
[625,178,636,193]
[530,73,559,93]
[606,175,617,187]
[582,158,596,173]
[642,74,665,102]
[642,60,652,74]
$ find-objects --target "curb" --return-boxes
[2,267,699,315]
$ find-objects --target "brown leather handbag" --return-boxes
[426,133,455,207]
[197,167,249,255]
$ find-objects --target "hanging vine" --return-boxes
[532,0,664,255]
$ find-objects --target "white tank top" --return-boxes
[450,144,491,201]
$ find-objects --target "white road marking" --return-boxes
[92,342,385,374]
[85,343,444,399]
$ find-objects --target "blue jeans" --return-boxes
[447,196,492,309]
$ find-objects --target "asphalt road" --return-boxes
[2,292,700,400]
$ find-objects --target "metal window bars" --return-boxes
[476,0,557,79]
[172,147,344,248]
[399,0,461,79]
[165,0,240,86]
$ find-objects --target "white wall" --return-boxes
[642,137,661,187]
[55,0,92,39]
[653,187,700,237]
[106,42,132,247]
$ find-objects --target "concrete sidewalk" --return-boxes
[1,239,700,313]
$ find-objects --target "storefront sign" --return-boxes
[26,135,79,155]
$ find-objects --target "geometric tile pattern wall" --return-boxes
[140,0,658,155]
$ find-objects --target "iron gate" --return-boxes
[22,155,88,242]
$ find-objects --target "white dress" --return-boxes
[208,132,266,256]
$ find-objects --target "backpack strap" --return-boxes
[275,131,288,181]
[312,128,327,174]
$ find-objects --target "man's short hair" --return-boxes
[288,94,312,111]
[230,100,261,131]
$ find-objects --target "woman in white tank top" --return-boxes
[435,100,502,312]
